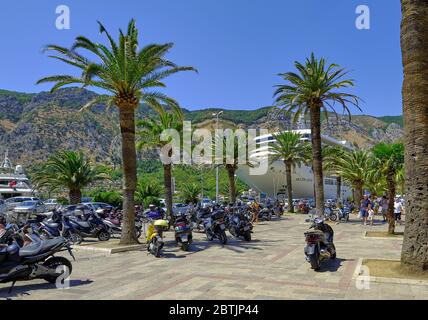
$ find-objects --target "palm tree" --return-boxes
[371,143,404,234]
[36,19,195,244]
[137,104,183,218]
[181,183,200,204]
[323,145,347,201]
[32,151,109,204]
[270,132,310,212]
[400,0,428,272]
[135,179,162,208]
[213,131,251,204]
[274,53,360,214]
[334,150,372,208]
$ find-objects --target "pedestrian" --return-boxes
[368,205,375,226]
[360,194,371,226]
[381,195,388,222]
[394,198,403,225]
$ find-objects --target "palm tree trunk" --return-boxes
[226,166,237,203]
[386,171,396,235]
[163,164,173,219]
[400,0,428,271]
[354,181,363,211]
[336,176,342,201]
[119,106,137,245]
[285,161,294,213]
[69,189,81,205]
[310,105,325,214]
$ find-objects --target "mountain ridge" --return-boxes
[0,87,404,167]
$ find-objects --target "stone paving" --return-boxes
[1,214,427,300]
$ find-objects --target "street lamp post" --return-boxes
[213,111,223,203]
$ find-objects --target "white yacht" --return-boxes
[236,129,353,200]
[0,151,34,200]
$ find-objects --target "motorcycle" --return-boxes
[146,219,169,257]
[226,212,253,241]
[338,206,350,222]
[258,206,272,221]
[173,213,193,251]
[190,207,211,233]
[98,209,142,239]
[304,217,336,271]
[324,205,338,221]
[204,210,228,244]
[0,224,75,292]
[65,211,110,244]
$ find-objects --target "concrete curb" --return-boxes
[353,258,428,286]
[363,231,404,240]
[72,243,146,254]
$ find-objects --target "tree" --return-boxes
[137,104,183,218]
[323,145,347,201]
[400,0,428,272]
[180,183,200,204]
[135,179,162,208]
[213,130,251,204]
[334,150,372,208]
[32,151,109,204]
[274,53,360,214]
[371,143,404,234]
[37,19,195,244]
[270,131,310,212]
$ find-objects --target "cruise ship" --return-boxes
[0,151,34,199]
[236,129,353,200]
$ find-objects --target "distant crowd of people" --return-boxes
[359,194,404,226]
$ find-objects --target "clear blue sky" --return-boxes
[0,0,402,116]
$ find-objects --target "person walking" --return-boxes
[360,194,371,226]
[394,198,403,226]
[381,195,388,222]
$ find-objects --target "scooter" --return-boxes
[146,219,169,257]
[98,209,142,239]
[0,224,75,293]
[204,210,228,244]
[304,217,336,271]
[226,212,253,241]
[173,213,193,251]
[66,211,110,244]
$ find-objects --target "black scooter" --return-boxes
[226,212,253,241]
[0,224,75,292]
[304,217,336,271]
[66,212,110,244]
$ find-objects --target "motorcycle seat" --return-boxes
[19,240,44,257]
[43,222,59,229]
[69,217,91,228]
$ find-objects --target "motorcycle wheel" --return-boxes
[135,228,142,239]
[181,242,190,251]
[65,231,83,245]
[243,230,251,242]
[345,214,350,222]
[98,230,110,241]
[206,230,214,241]
[42,256,73,284]
[309,251,321,271]
[329,214,338,222]
[219,231,228,244]
[330,244,337,260]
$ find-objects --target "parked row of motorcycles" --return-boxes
[0,221,75,292]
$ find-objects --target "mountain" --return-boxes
[0,88,404,167]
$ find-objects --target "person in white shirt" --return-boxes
[394,198,403,225]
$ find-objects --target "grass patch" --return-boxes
[363,259,428,281]
[366,231,403,238]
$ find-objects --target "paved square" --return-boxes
[1,214,427,300]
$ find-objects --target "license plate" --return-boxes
[180,234,188,242]
[220,224,226,230]
[306,245,315,255]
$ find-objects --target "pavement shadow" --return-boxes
[318,258,349,273]
[0,279,93,299]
